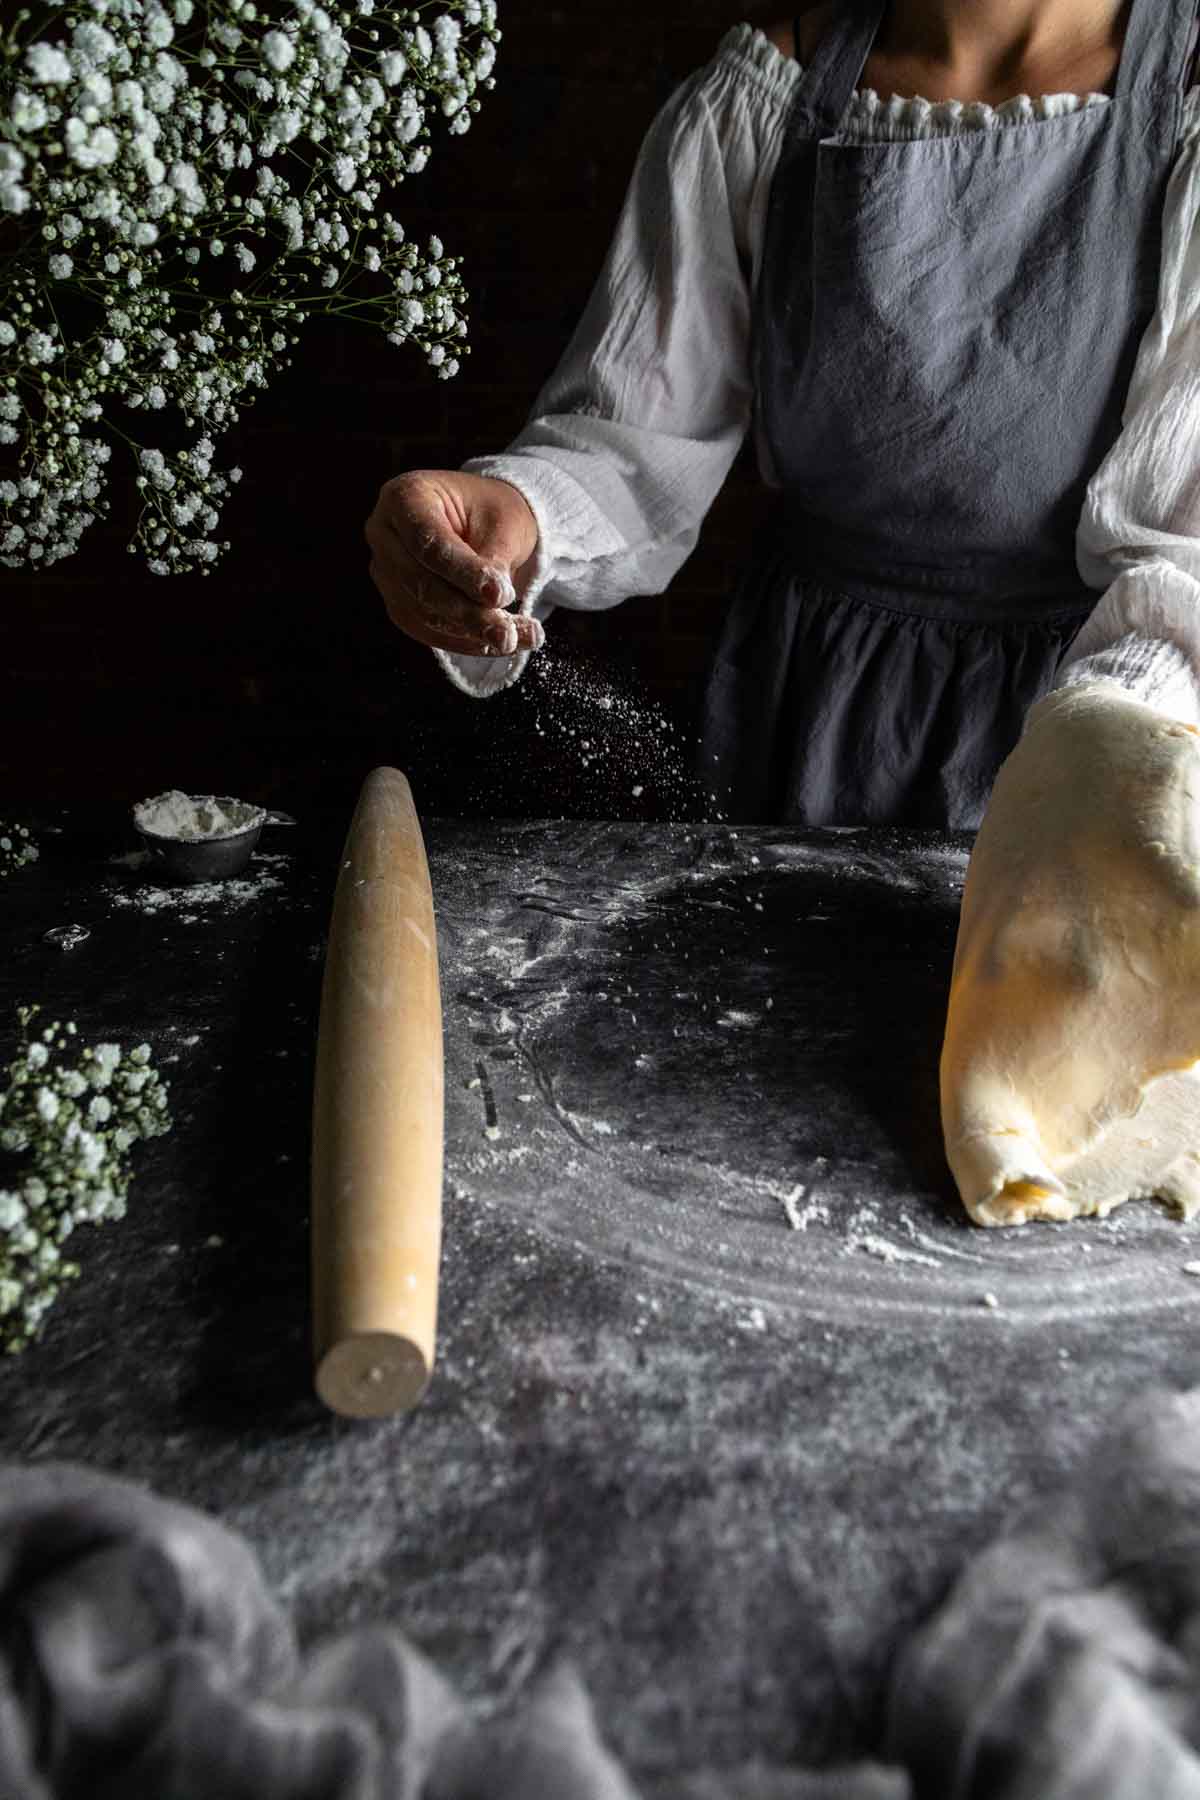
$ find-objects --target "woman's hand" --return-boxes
[364,469,544,657]
[940,683,1200,1226]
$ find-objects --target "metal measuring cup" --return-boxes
[131,793,296,884]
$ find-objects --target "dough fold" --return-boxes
[940,682,1200,1226]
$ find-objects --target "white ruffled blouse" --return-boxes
[437,21,1200,728]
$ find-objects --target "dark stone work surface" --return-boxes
[3,805,1199,1787]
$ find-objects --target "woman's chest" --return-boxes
[861,40,1123,108]
[791,0,1132,108]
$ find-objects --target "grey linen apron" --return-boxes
[698,0,1195,827]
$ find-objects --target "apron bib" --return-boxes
[698,0,1194,826]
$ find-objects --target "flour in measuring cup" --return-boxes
[133,790,266,841]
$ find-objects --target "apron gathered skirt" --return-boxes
[698,0,1196,828]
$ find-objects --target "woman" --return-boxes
[365,0,1200,830]
[366,0,1200,1225]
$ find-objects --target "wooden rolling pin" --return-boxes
[311,767,443,1418]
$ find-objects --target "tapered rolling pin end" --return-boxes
[315,1330,429,1419]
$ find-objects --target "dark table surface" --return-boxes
[2,804,1200,1790]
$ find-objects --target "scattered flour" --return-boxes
[107,854,289,914]
[459,1143,535,1177]
[782,1187,830,1232]
[770,1184,949,1270]
[848,1233,943,1270]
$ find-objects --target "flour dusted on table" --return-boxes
[108,870,288,914]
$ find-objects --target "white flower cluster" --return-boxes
[0,822,39,877]
[135,429,244,572]
[0,1006,172,1352]
[0,0,501,576]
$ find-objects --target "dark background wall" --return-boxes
[2,0,788,827]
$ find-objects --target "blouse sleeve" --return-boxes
[433,29,772,699]
[1052,82,1200,727]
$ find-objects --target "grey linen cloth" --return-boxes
[5,1388,1200,1797]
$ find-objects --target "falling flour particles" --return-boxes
[508,646,724,822]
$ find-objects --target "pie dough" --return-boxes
[940,683,1200,1226]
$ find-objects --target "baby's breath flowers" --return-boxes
[0,1004,172,1351]
[0,822,38,875]
[0,0,500,576]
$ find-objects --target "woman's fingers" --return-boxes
[367,551,543,655]
[366,523,535,654]
[408,513,515,610]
